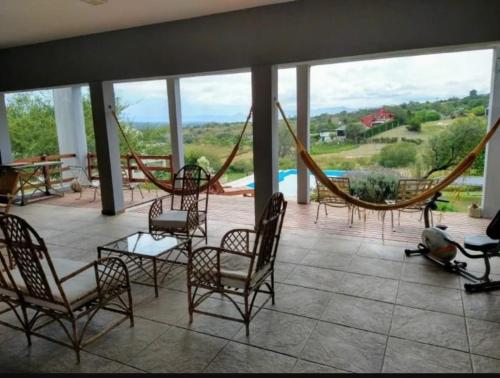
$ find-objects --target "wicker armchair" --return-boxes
[0,214,134,363]
[0,169,19,214]
[149,165,210,243]
[187,192,287,336]
[385,178,435,229]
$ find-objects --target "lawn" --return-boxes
[439,190,482,213]
[310,143,357,155]
[368,119,451,141]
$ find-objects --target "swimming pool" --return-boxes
[246,169,347,197]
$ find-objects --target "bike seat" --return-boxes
[464,234,499,251]
[436,224,448,230]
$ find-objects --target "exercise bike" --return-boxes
[405,191,500,293]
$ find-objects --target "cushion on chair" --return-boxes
[151,210,206,230]
[5,257,98,311]
[464,235,499,252]
[218,254,269,289]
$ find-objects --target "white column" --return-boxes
[251,65,279,222]
[482,47,500,218]
[0,93,12,164]
[296,65,311,204]
[53,86,88,176]
[89,81,124,215]
[167,78,185,174]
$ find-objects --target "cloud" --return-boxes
[105,49,494,122]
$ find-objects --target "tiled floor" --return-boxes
[0,202,499,373]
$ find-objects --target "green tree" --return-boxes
[378,142,417,168]
[346,123,365,142]
[423,115,486,178]
[6,92,59,159]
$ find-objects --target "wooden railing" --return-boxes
[87,152,173,184]
[13,153,77,187]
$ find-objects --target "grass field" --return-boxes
[368,119,449,141]
[440,190,482,213]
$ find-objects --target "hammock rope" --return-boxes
[111,107,252,195]
[276,101,500,211]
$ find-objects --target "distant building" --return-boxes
[360,108,395,128]
[319,131,332,143]
[334,125,346,141]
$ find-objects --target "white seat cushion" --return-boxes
[6,257,98,310]
[219,254,268,289]
[152,210,206,230]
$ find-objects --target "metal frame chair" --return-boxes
[187,192,287,336]
[0,214,134,363]
[121,167,144,202]
[385,178,435,229]
[149,164,210,243]
[314,176,360,226]
[68,165,100,202]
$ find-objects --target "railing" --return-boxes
[13,153,77,187]
[87,152,173,184]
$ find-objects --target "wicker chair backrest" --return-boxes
[172,165,209,212]
[0,214,59,303]
[253,192,287,272]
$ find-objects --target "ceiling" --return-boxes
[0,0,293,49]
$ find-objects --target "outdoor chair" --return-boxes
[187,192,287,336]
[68,165,100,202]
[385,178,435,230]
[149,164,210,243]
[314,176,362,226]
[121,168,144,202]
[0,214,134,363]
[0,169,19,214]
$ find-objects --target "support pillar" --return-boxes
[296,65,311,204]
[251,65,279,222]
[167,78,184,174]
[0,94,12,164]
[482,47,500,218]
[89,81,124,215]
[53,86,88,177]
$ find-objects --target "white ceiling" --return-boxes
[0,0,293,49]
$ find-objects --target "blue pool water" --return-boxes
[246,169,347,197]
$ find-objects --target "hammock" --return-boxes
[111,108,252,195]
[276,101,500,211]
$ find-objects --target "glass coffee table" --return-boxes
[98,231,191,297]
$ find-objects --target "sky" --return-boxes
[61,49,497,124]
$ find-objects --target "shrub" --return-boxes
[348,169,400,203]
[406,120,422,132]
[378,142,417,168]
[469,105,486,116]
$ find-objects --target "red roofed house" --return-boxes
[360,108,395,128]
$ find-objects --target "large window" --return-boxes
[308,49,493,211]
[112,80,171,156]
[180,72,252,184]
[5,90,58,160]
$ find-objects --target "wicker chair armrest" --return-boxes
[95,257,131,298]
[188,246,222,286]
[220,228,256,253]
[59,257,130,298]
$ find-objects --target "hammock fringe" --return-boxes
[276,101,500,212]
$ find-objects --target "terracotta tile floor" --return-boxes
[0,193,497,373]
